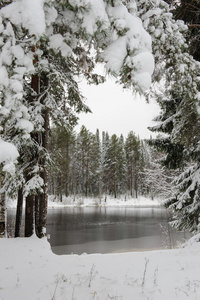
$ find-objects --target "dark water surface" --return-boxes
[45,206,189,255]
[7,206,189,255]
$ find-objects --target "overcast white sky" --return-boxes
[75,75,160,140]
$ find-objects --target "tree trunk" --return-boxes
[28,65,49,238]
[134,169,138,199]
[37,146,48,238]
[37,74,49,237]
[0,169,6,238]
[38,182,48,238]
[34,195,39,237]
[24,47,39,237]
[25,194,34,237]
[60,142,63,202]
[65,142,69,197]
[130,167,133,197]
[86,158,89,197]
[0,193,5,238]
[114,171,117,199]
[15,188,23,237]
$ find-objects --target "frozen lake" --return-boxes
[46,206,189,255]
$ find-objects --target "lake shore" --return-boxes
[47,195,162,208]
[6,195,162,209]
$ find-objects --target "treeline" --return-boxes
[48,126,176,201]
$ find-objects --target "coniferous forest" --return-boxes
[48,126,176,202]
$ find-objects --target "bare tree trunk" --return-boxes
[15,187,23,237]
[130,168,133,197]
[114,171,117,199]
[0,165,7,238]
[65,142,69,197]
[60,142,63,202]
[34,195,39,237]
[134,169,138,199]
[38,173,48,238]
[0,169,5,238]
[38,108,49,237]
[0,193,5,238]
[37,171,48,238]
[25,194,34,237]
[86,157,89,197]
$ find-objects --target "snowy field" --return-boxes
[0,233,200,300]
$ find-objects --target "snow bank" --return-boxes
[181,233,200,249]
[0,234,199,300]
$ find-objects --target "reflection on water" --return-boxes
[7,206,190,255]
[46,207,189,255]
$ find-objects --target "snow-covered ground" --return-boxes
[0,233,200,300]
[7,195,161,209]
[47,195,161,208]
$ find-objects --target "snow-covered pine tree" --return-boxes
[165,158,200,232]
[101,131,110,200]
[48,126,75,201]
[137,0,200,231]
[160,0,200,231]
[76,126,92,196]
[0,0,38,237]
[0,139,18,237]
[124,131,141,198]
[165,0,200,61]
[89,129,102,197]
[118,134,127,196]
[142,141,178,200]
[102,134,126,198]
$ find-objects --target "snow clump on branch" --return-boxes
[0,138,19,174]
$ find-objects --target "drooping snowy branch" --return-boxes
[0,138,19,174]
